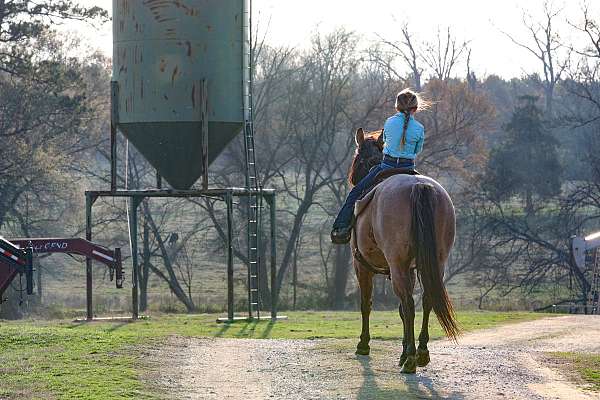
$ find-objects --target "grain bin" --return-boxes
[112,0,245,189]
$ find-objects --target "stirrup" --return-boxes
[331,226,352,244]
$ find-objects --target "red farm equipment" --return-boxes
[0,237,33,301]
[0,237,123,318]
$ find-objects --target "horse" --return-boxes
[350,127,459,374]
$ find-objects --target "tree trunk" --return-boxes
[37,263,42,301]
[414,71,422,92]
[139,221,150,312]
[525,188,534,215]
[0,286,24,319]
[274,196,312,302]
[142,202,196,312]
[257,231,272,310]
[329,245,351,309]
[545,85,554,116]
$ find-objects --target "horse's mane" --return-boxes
[364,130,382,140]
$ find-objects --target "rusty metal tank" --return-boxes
[112,0,245,189]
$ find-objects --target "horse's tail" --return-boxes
[411,182,460,340]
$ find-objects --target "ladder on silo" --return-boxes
[244,121,261,319]
[587,249,600,314]
[243,0,261,319]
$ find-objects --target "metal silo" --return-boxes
[112,0,245,189]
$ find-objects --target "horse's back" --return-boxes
[357,174,453,215]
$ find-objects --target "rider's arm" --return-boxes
[414,128,425,155]
[382,117,393,154]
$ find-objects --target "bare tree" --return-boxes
[374,23,423,90]
[501,1,570,115]
[422,27,469,82]
[563,5,600,127]
[466,48,477,90]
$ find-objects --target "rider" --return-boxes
[330,88,426,244]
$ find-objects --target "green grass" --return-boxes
[0,311,548,399]
[551,352,600,391]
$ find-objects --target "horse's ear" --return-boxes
[355,128,365,147]
[376,129,384,148]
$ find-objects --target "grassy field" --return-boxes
[0,311,548,399]
[550,352,600,392]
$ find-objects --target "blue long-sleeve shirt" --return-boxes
[382,113,425,159]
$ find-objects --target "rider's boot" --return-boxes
[330,216,354,244]
[331,225,352,244]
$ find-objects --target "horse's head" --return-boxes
[348,128,384,186]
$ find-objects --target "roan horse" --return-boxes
[350,128,459,374]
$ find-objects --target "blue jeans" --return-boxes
[332,160,415,229]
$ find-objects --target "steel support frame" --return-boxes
[110,81,119,192]
[267,193,277,320]
[85,188,278,322]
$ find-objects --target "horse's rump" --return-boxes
[355,174,455,269]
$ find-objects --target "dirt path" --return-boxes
[147,315,600,399]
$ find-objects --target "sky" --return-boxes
[70,0,598,79]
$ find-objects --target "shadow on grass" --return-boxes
[235,320,259,337]
[213,319,263,338]
[66,319,131,333]
[214,323,231,338]
[66,321,87,329]
[357,355,465,400]
[260,320,275,339]
[106,322,129,333]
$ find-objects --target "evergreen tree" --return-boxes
[484,95,561,214]
[0,1,107,77]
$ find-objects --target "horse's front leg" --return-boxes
[355,260,374,355]
[398,302,408,366]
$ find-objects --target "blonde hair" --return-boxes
[395,88,428,146]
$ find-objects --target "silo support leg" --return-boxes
[85,193,96,321]
[130,197,142,320]
[226,192,234,321]
[110,81,119,193]
[269,194,277,320]
[201,79,209,190]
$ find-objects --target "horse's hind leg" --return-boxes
[416,294,432,367]
[391,267,417,374]
[355,261,374,355]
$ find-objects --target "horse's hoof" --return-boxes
[399,353,408,367]
[416,348,430,367]
[355,345,370,355]
[401,355,417,374]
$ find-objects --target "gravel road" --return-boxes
[146,315,600,399]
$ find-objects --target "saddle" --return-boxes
[353,168,421,276]
[358,167,421,201]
